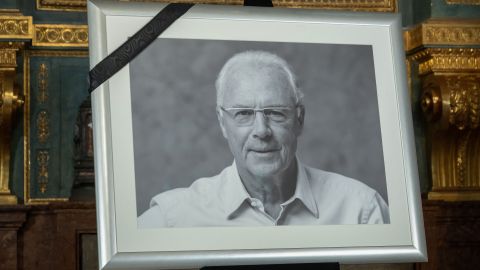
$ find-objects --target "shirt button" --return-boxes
[250,200,260,208]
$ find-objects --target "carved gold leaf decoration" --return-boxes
[127,0,396,11]
[38,63,48,103]
[424,25,479,44]
[0,43,25,68]
[455,131,471,186]
[0,50,17,67]
[420,74,480,130]
[420,77,443,122]
[24,50,87,204]
[471,84,480,127]
[411,48,480,76]
[449,83,469,130]
[0,16,33,39]
[33,24,88,47]
[404,19,480,51]
[36,0,397,12]
[428,128,480,201]
[37,111,50,144]
[37,0,87,12]
[403,24,423,53]
[37,150,49,194]
[448,76,480,130]
[273,0,396,11]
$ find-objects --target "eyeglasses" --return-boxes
[219,106,296,126]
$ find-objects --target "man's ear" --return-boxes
[296,105,305,136]
[216,107,228,139]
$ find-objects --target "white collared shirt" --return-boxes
[138,160,390,228]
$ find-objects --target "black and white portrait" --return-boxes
[131,39,390,227]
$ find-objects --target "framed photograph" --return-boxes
[88,0,426,269]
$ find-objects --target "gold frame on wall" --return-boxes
[0,15,33,39]
[36,0,87,12]
[23,50,88,205]
[33,24,89,47]
[403,19,480,51]
[37,0,397,12]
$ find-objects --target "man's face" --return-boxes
[217,65,304,178]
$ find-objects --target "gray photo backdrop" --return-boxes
[130,39,387,216]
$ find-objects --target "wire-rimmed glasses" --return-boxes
[219,106,296,126]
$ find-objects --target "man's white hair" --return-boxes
[215,50,304,106]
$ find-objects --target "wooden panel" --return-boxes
[0,203,96,270]
[2,201,480,269]
[417,200,480,270]
[0,206,27,270]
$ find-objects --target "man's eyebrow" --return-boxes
[226,103,292,108]
[262,104,292,108]
[227,104,291,109]
[226,104,252,108]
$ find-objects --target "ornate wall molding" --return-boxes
[0,70,19,204]
[422,74,480,201]
[33,24,88,47]
[37,111,50,144]
[36,0,87,12]
[448,76,480,130]
[407,48,480,101]
[274,0,396,11]
[127,0,396,11]
[0,50,16,67]
[0,43,24,205]
[422,74,480,130]
[409,48,480,76]
[428,129,480,201]
[413,46,480,201]
[406,16,480,200]
[404,19,480,51]
[0,43,24,68]
[0,16,33,39]
[23,50,88,205]
[37,63,48,104]
[36,150,49,194]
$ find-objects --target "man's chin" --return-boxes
[246,163,283,178]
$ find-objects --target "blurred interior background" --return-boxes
[0,1,479,270]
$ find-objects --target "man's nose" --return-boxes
[251,111,272,139]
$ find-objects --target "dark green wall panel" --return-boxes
[12,53,89,201]
[399,0,432,26]
[0,1,86,24]
[0,0,19,9]
[431,0,480,19]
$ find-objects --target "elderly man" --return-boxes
[138,50,389,227]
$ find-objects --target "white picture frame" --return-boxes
[88,0,427,269]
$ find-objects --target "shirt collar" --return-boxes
[221,159,319,219]
[290,158,319,218]
[221,161,252,218]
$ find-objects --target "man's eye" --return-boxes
[235,110,254,117]
[265,110,286,117]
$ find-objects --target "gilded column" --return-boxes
[0,43,24,204]
[405,20,480,200]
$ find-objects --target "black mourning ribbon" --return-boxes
[88,1,273,93]
[244,0,273,7]
[88,3,194,93]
